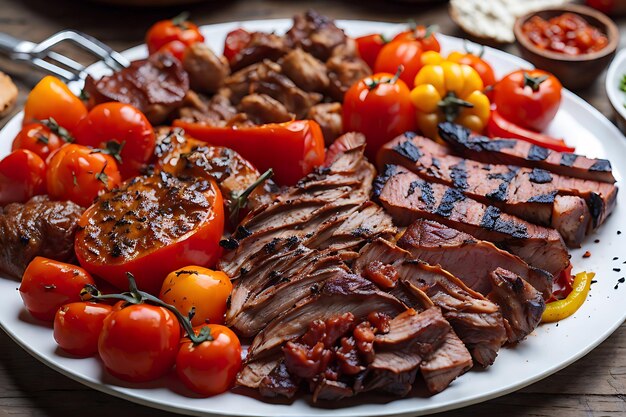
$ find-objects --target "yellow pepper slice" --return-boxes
[541,271,594,323]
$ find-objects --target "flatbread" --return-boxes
[0,72,18,117]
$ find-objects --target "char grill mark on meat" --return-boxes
[397,219,553,299]
[0,196,83,278]
[438,122,616,183]
[487,268,546,343]
[375,164,569,276]
[378,134,618,247]
[355,239,507,367]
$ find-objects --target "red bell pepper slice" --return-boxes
[487,109,575,153]
[172,119,326,186]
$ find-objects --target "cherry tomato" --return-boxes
[19,257,96,322]
[160,267,232,327]
[98,302,181,382]
[23,76,87,134]
[343,72,417,160]
[223,28,251,62]
[176,325,242,396]
[393,25,441,52]
[74,102,156,179]
[157,39,187,61]
[355,33,387,70]
[447,51,497,87]
[374,40,423,87]
[53,302,113,356]
[493,69,562,132]
[12,121,67,161]
[46,144,122,208]
[0,149,46,206]
[146,15,204,56]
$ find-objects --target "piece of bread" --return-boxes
[0,72,18,117]
[450,0,570,44]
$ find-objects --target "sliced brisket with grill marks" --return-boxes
[374,164,569,276]
[438,122,616,183]
[397,219,552,299]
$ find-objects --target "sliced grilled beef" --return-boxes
[280,48,330,92]
[397,219,552,299]
[286,10,348,62]
[236,355,283,390]
[374,164,569,275]
[379,133,618,247]
[306,102,343,146]
[229,32,289,72]
[488,268,546,343]
[438,122,616,183]
[0,196,83,278]
[182,43,229,94]
[355,239,507,366]
[420,331,473,394]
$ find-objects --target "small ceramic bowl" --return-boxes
[606,48,626,134]
[514,4,619,90]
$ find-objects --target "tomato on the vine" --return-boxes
[159,266,232,326]
[492,69,562,132]
[19,257,96,322]
[74,102,155,179]
[98,302,181,382]
[343,71,417,160]
[393,25,441,52]
[22,76,87,134]
[355,33,387,70]
[54,302,113,356]
[447,50,497,87]
[0,149,46,206]
[374,40,423,87]
[176,324,242,396]
[12,120,69,161]
[223,28,251,62]
[146,14,204,57]
[46,144,122,207]
[157,40,188,61]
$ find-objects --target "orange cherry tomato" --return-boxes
[355,33,388,69]
[374,40,423,87]
[146,15,204,56]
[46,144,122,208]
[98,302,181,382]
[22,76,87,134]
[12,121,67,161]
[223,28,251,62]
[74,102,156,179]
[0,149,46,206]
[19,257,96,322]
[53,302,113,357]
[159,266,232,327]
[447,51,497,87]
[343,72,417,160]
[393,25,441,52]
[493,69,562,132]
[176,325,242,396]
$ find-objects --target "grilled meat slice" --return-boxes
[280,48,330,92]
[173,91,238,125]
[182,43,229,94]
[311,379,352,402]
[397,219,553,299]
[229,31,289,72]
[375,164,569,276]
[247,274,405,360]
[420,330,473,394]
[439,122,616,183]
[236,355,283,390]
[238,93,293,124]
[286,10,349,62]
[488,268,546,343]
[84,52,189,124]
[355,239,507,366]
[306,102,343,146]
[258,360,300,399]
[0,196,83,278]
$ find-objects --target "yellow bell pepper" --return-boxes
[410,51,490,140]
[541,271,594,323]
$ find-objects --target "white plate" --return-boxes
[0,19,625,417]
[606,48,626,133]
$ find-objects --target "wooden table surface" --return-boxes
[0,1,625,416]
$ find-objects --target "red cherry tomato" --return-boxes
[355,33,387,70]
[223,28,251,62]
[343,72,417,160]
[159,266,232,327]
[176,325,242,396]
[393,25,441,52]
[146,15,204,56]
[0,149,46,206]
[74,102,156,179]
[19,257,96,322]
[157,40,188,61]
[447,51,497,87]
[98,302,181,382]
[12,121,67,161]
[493,69,562,132]
[54,302,113,356]
[46,144,122,208]
[22,76,87,134]
[374,40,423,87]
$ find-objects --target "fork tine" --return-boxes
[46,51,85,73]
[31,57,80,82]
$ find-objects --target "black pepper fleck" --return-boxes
[613,268,621,272]
[594,239,600,243]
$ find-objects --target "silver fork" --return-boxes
[0,30,130,83]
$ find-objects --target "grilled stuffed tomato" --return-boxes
[74,172,224,295]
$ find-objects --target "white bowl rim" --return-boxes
[605,48,626,122]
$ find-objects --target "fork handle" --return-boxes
[0,33,22,56]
